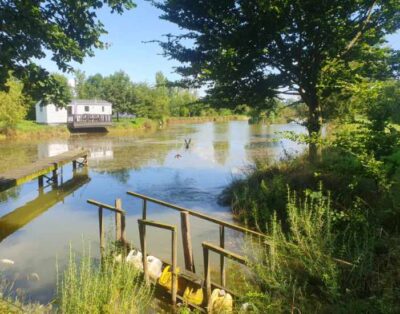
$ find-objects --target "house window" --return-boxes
[40,106,43,112]
[102,106,105,112]
[84,106,90,112]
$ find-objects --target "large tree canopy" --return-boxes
[0,0,135,103]
[155,0,400,158]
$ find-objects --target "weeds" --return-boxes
[56,243,153,314]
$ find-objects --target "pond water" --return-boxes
[0,121,306,304]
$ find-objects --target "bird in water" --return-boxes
[174,154,182,159]
[184,138,191,149]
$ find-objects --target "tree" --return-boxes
[74,70,87,99]
[102,71,133,120]
[0,77,26,129]
[84,74,105,99]
[155,0,400,160]
[0,0,135,104]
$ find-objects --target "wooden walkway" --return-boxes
[0,149,88,192]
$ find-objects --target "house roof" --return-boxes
[69,99,112,106]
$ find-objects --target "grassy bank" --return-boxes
[221,120,400,312]
[0,116,248,140]
[107,117,159,135]
[0,120,69,141]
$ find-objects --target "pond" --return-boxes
[0,121,306,304]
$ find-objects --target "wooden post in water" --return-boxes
[142,199,147,220]
[98,206,105,259]
[219,225,226,286]
[181,211,195,272]
[72,160,77,171]
[38,175,44,195]
[203,245,211,311]
[171,227,178,307]
[52,164,58,187]
[38,175,44,188]
[121,210,126,245]
[139,221,149,283]
[115,198,122,241]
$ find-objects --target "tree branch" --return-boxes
[340,0,377,57]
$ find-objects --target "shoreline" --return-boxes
[0,116,249,141]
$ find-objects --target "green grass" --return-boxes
[0,120,68,140]
[110,117,157,129]
[56,244,153,314]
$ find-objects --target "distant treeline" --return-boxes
[75,70,232,120]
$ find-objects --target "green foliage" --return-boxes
[155,0,400,160]
[0,76,26,129]
[0,0,135,103]
[57,244,153,314]
[244,188,339,313]
[242,187,400,313]
[75,70,199,119]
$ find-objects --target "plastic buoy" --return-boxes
[126,250,143,270]
[158,265,180,291]
[210,289,233,313]
[183,283,204,305]
[146,256,162,281]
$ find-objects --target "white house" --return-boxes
[36,99,113,128]
[35,101,68,124]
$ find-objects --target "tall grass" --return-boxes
[239,185,400,313]
[243,188,339,313]
[57,244,153,314]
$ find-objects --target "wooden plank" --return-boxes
[219,225,226,286]
[115,199,122,241]
[139,222,149,283]
[127,191,267,238]
[181,211,195,272]
[87,199,125,213]
[142,199,147,220]
[203,244,211,310]
[202,242,246,265]
[99,207,105,257]
[137,219,175,231]
[171,229,178,306]
[0,149,88,192]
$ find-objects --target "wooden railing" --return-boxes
[126,191,266,287]
[68,114,112,126]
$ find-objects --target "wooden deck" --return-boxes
[0,149,88,192]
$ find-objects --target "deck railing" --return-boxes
[67,114,112,126]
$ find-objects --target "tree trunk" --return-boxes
[303,90,322,163]
[117,111,119,122]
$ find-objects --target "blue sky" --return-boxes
[38,0,400,85]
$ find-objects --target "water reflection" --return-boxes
[0,168,90,242]
[0,121,306,303]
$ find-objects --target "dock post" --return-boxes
[52,164,58,187]
[171,227,178,307]
[139,221,149,283]
[142,199,147,220]
[181,211,195,272]
[203,245,211,311]
[99,206,105,259]
[38,175,44,188]
[72,160,77,171]
[220,225,226,286]
[38,175,44,196]
[115,198,122,241]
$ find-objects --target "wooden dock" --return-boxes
[0,149,88,193]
